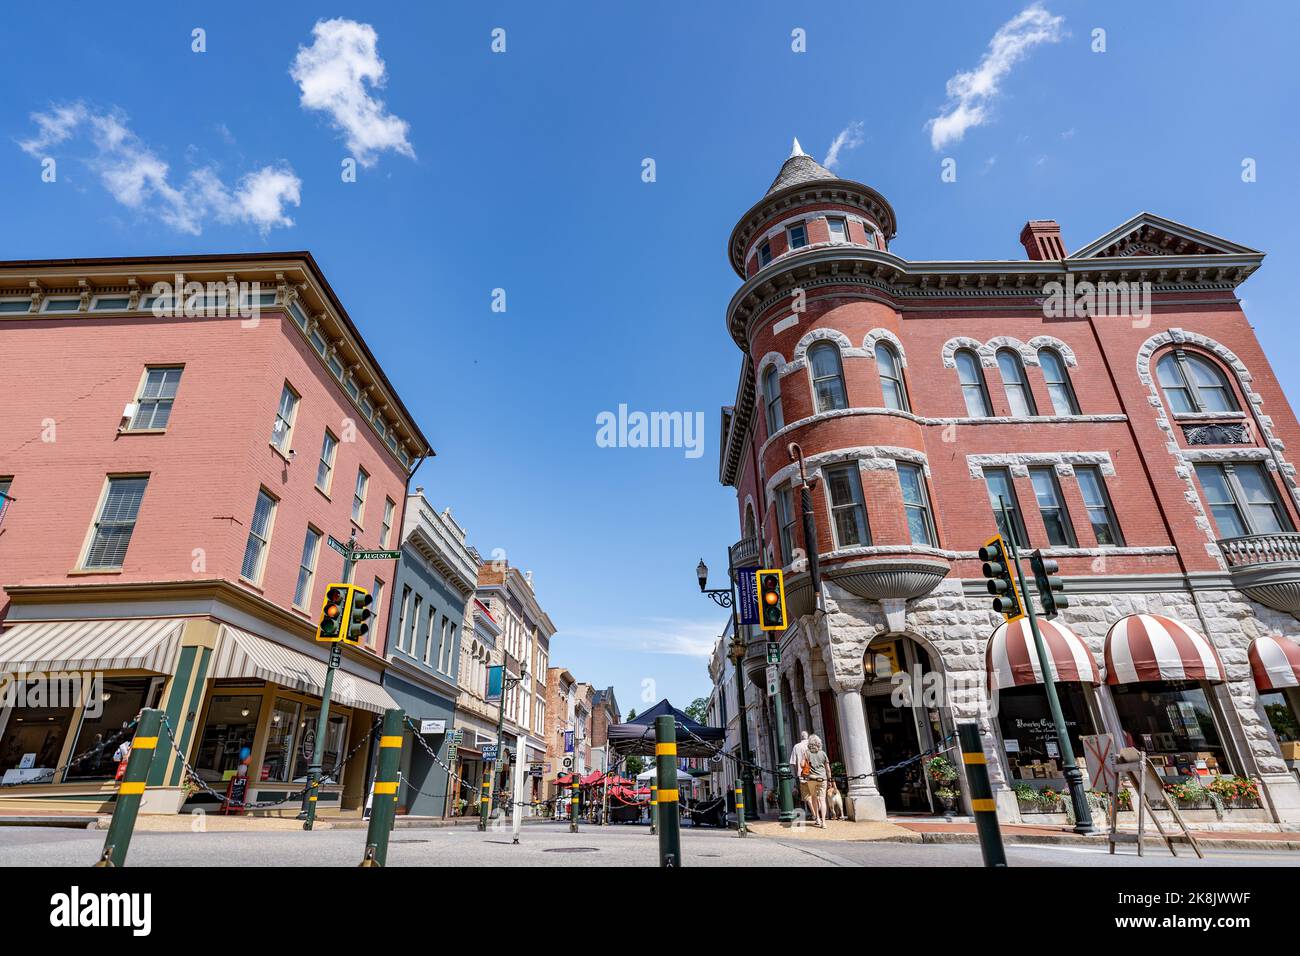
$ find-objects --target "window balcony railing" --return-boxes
[1218,532,1300,568]
[1218,532,1300,616]
[728,536,761,572]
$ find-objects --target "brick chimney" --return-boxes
[1019,220,1067,260]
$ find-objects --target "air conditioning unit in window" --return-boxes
[119,402,137,431]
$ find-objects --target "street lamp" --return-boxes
[696,556,756,822]
[696,559,734,608]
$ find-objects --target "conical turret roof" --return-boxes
[766,138,837,195]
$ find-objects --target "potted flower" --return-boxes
[926,756,960,816]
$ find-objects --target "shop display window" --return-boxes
[291,709,349,782]
[1110,680,1234,780]
[193,694,263,784]
[65,677,159,780]
[995,683,1094,787]
[261,698,301,783]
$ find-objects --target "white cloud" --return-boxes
[822,120,864,169]
[925,4,1065,151]
[290,18,414,167]
[17,103,301,235]
[568,618,721,659]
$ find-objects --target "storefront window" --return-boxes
[65,678,158,780]
[1111,680,1234,780]
[1259,690,1300,743]
[0,678,76,781]
[291,709,349,782]
[260,698,301,783]
[193,695,263,784]
[995,684,1093,786]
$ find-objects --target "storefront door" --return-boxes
[864,696,929,813]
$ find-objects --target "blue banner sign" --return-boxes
[736,566,760,625]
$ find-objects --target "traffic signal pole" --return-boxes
[301,546,354,830]
[480,680,508,831]
[997,501,1094,834]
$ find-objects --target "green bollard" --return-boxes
[94,708,165,867]
[734,783,747,837]
[654,715,682,867]
[359,708,405,867]
[957,722,1007,868]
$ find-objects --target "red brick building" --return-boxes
[717,142,1300,823]
[0,253,430,813]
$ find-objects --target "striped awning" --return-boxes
[986,618,1100,691]
[0,618,183,674]
[1104,614,1225,685]
[210,625,397,714]
[1248,635,1300,691]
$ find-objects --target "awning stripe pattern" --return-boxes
[0,618,184,674]
[986,618,1100,691]
[1103,614,1224,685]
[210,625,397,714]
[1248,635,1300,691]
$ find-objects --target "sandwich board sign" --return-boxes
[1081,733,1116,793]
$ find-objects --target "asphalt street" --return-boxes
[1,821,1297,867]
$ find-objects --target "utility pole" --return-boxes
[698,557,758,816]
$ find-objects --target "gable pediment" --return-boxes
[1069,212,1262,260]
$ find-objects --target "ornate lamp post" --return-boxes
[697,558,757,815]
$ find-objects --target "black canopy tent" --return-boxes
[606,698,725,758]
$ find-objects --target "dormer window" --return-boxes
[786,222,807,250]
[827,217,847,243]
[758,240,773,267]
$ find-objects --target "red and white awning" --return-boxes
[1248,635,1300,691]
[986,618,1100,691]
[1103,614,1224,685]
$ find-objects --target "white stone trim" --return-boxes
[755,351,793,391]
[765,445,931,500]
[758,406,1126,459]
[1027,335,1078,367]
[1136,328,1300,566]
[941,336,989,368]
[982,335,1038,367]
[863,328,908,367]
[792,327,866,363]
[965,452,1116,481]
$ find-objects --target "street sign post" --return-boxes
[482,744,499,762]
[766,641,781,664]
[765,664,779,697]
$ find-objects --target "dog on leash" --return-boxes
[827,782,845,820]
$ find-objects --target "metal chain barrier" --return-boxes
[1,717,140,787]
[155,713,380,811]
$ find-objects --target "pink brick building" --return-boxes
[0,253,430,814]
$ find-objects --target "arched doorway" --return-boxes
[860,634,950,815]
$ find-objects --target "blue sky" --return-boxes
[4,2,1299,714]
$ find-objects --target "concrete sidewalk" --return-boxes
[739,815,1300,852]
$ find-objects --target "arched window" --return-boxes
[1038,347,1079,415]
[763,366,784,433]
[997,349,1038,416]
[743,503,757,541]
[955,348,992,417]
[1156,350,1239,414]
[875,342,909,411]
[809,342,848,412]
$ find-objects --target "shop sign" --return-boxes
[1081,733,1117,793]
[419,719,446,734]
[529,763,544,778]
[482,744,499,761]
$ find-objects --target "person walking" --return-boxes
[801,735,831,828]
[789,730,811,817]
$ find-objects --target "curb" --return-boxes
[915,831,1300,852]
[0,816,101,829]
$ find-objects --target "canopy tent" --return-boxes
[607,699,725,757]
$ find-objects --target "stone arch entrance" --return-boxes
[859,632,953,815]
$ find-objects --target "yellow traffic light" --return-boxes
[979,535,1025,623]
[342,586,373,646]
[756,569,788,632]
[316,585,347,642]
